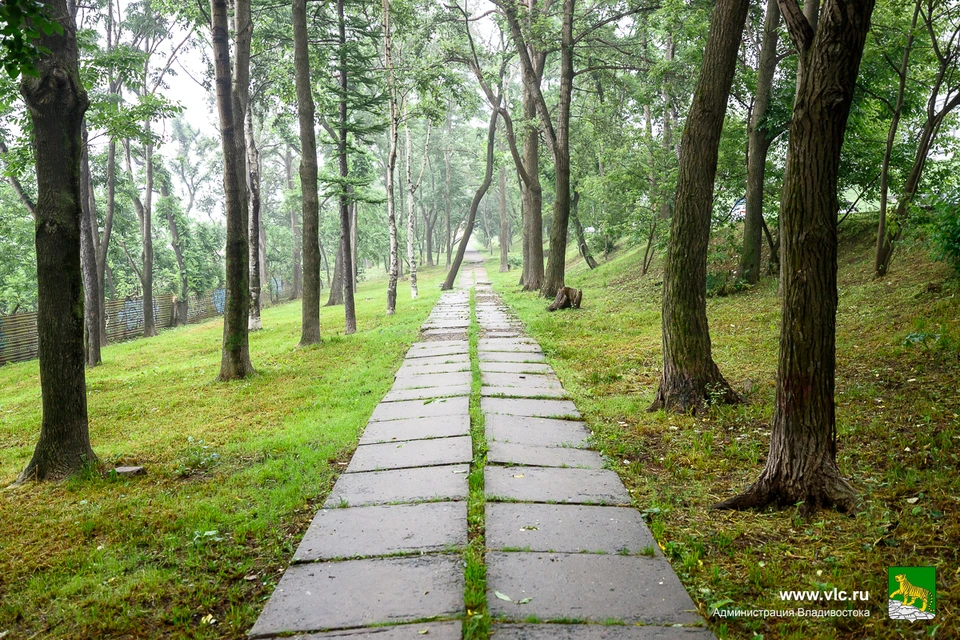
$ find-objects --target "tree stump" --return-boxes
[548,287,582,311]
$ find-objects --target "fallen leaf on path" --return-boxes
[494,590,512,602]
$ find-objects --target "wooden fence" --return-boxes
[0,288,227,366]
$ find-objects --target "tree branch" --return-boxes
[778,0,814,54]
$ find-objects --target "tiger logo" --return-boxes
[890,574,931,612]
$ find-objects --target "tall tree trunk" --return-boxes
[293,0,320,344]
[444,120,453,267]
[739,0,781,284]
[159,179,189,325]
[520,82,544,290]
[716,0,875,514]
[125,133,157,338]
[97,139,116,344]
[351,200,359,289]
[326,238,344,306]
[245,104,263,331]
[570,190,597,269]
[875,0,950,278]
[18,0,96,482]
[539,0,575,299]
[79,124,101,366]
[498,140,510,272]
[443,102,500,290]
[212,0,254,379]
[649,0,749,413]
[403,116,426,300]
[337,0,356,334]
[383,0,400,314]
[285,146,303,300]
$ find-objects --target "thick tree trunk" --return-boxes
[285,147,302,300]
[18,0,96,482]
[383,0,400,314]
[540,0,575,299]
[716,0,875,514]
[212,0,254,379]
[650,0,749,413]
[246,104,262,331]
[79,125,101,366]
[739,0,780,284]
[293,0,320,344]
[443,103,500,290]
[337,0,356,334]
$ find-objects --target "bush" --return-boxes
[932,199,960,276]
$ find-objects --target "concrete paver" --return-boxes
[359,415,470,445]
[324,464,469,507]
[485,415,591,448]
[260,621,463,640]
[346,436,472,472]
[486,441,604,468]
[490,624,715,640]
[485,552,702,624]
[485,466,630,505]
[295,502,466,561]
[370,396,468,422]
[485,503,659,555]
[482,397,580,419]
[248,556,464,637]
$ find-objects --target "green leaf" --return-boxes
[517,598,531,604]
[494,590,512,602]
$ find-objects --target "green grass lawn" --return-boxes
[0,267,446,639]
[486,222,959,640]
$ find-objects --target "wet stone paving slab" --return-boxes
[249,251,714,639]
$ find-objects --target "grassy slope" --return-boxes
[487,221,959,640]
[0,267,446,639]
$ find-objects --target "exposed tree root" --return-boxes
[714,468,858,517]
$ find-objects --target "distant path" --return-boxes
[248,251,714,639]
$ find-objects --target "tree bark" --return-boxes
[498,134,510,271]
[443,102,500,290]
[570,190,597,269]
[337,0,356,334]
[293,0,320,344]
[383,0,400,314]
[79,124,101,366]
[124,134,157,338]
[650,0,749,413]
[159,179,189,325]
[739,0,781,284]
[285,146,302,300]
[874,0,952,278]
[18,0,96,482]
[539,0,575,299]
[245,104,263,331]
[326,238,344,306]
[403,114,430,300]
[716,0,875,514]
[212,0,254,379]
[97,139,116,344]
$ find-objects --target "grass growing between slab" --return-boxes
[488,219,959,640]
[464,285,490,640]
[0,267,447,639]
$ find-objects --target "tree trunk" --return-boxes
[383,0,400,314]
[326,238,344,306]
[650,0,749,413]
[159,179,189,325]
[716,0,875,514]
[539,0,575,299]
[293,0,320,344]
[570,190,597,269]
[212,0,254,379]
[285,147,302,300]
[337,0,356,334]
[350,200,359,290]
[126,133,157,339]
[79,124,101,366]
[18,0,96,482]
[443,103,500,290]
[246,104,263,331]
[739,0,780,284]
[97,138,116,344]
[498,141,510,272]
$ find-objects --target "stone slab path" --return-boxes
[249,251,714,639]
